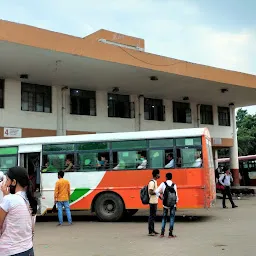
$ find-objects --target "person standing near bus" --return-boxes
[156,172,178,238]
[219,168,238,209]
[54,171,72,226]
[148,169,160,236]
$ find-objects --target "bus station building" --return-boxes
[0,19,256,185]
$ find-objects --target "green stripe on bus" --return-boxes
[70,188,90,203]
[0,147,18,155]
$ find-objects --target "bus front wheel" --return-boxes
[94,193,124,222]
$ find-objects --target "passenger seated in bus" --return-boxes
[113,159,126,170]
[42,162,58,173]
[165,154,174,168]
[96,156,108,170]
[192,152,202,167]
[137,153,147,169]
[64,158,74,172]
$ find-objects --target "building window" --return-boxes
[144,98,165,121]
[0,79,4,108]
[218,107,230,126]
[70,89,96,116]
[108,93,134,118]
[21,83,51,113]
[200,104,213,125]
[173,102,191,123]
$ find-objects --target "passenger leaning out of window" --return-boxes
[0,166,37,256]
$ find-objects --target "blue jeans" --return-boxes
[161,207,176,233]
[57,201,72,224]
[12,247,34,255]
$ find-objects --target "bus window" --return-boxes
[112,151,147,170]
[112,140,147,150]
[42,154,66,173]
[77,152,109,172]
[176,137,202,147]
[177,148,202,168]
[149,139,174,148]
[0,155,17,173]
[149,150,164,168]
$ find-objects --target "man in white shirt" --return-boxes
[155,172,178,238]
[137,153,147,169]
[192,152,202,168]
[165,154,174,168]
[219,168,238,209]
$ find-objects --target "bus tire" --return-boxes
[125,209,138,217]
[94,193,124,222]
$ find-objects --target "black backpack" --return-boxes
[163,182,177,208]
[140,180,155,205]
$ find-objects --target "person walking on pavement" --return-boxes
[156,172,178,238]
[54,171,72,226]
[148,169,160,236]
[219,167,238,209]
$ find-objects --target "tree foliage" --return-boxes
[218,109,256,158]
[236,109,256,156]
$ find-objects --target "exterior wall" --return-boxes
[0,79,58,130]
[0,79,234,144]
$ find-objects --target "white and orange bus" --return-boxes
[0,128,216,221]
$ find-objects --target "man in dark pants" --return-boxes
[219,168,238,209]
[148,169,160,236]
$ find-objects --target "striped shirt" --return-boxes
[0,191,33,256]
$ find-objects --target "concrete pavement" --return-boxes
[34,198,254,256]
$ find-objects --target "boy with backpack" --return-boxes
[155,172,178,238]
[146,169,160,236]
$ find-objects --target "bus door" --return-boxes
[18,144,42,196]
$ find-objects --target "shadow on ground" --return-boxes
[36,213,214,223]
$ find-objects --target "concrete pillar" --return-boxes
[213,149,218,170]
[55,86,62,136]
[229,105,240,186]
[132,94,139,131]
[136,95,144,131]
[56,86,67,136]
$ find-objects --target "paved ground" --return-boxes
[34,197,255,256]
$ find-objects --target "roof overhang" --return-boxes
[0,40,255,108]
[0,19,256,108]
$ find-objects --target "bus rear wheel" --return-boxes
[95,193,124,222]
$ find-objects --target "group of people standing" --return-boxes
[147,169,178,238]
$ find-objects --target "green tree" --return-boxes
[236,108,256,156]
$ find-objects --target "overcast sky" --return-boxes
[1,0,256,114]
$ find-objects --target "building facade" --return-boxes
[0,19,256,185]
